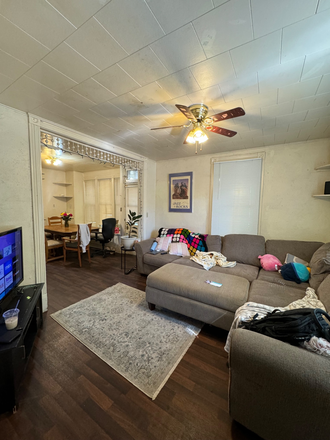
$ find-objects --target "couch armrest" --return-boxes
[135,239,155,274]
[229,328,330,440]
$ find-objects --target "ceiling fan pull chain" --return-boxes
[195,141,198,154]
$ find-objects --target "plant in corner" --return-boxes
[121,210,142,250]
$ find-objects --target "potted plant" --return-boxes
[60,212,73,228]
[121,210,142,250]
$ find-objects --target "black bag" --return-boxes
[243,308,330,345]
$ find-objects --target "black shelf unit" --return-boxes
[0,283,43,414]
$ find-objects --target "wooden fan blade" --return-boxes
[175,104,196,121]
[205,125,237,137]
[209,107,245,123]
[150,125,184,130]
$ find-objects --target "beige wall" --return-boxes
[155,139,330,242]
[42,168,69,223]
[143,158,157,239]
[0,104,36,286]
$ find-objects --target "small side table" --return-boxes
[121,246,137,275]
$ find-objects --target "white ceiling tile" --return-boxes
[278,77,321,103]
[315,117,330,131]
[193,0,253,58]
[25,61,77,94]
[190,52,235,89]
[146,0,213,34]
[210,98,245,116]
[0,15,49,66]
[318,0,330,12]
[0,49,30,80]
[0,87,45,112]
[242,89,278,113]
[73,109,109,125]
[282,9,330,62]
[0,73,14,93]
[317,74,330,94]
[302,48,330,81]
[187,85,224,107]
[72,78,115,104]
[161,97,191,115]
[66,18,127,71]
[213,0,231,6]
[0,0,76,49]
[258,57,305,93]
[251,0,318,39]
[109,94,144,116]
[288,119,317,132]
[276,111,307,126]
[261,101,293,118]
[131,82,172,106]
[219,74,258,102]
[43,43,100,83]
[118,47,169,86]
[46,0,111,27]
[293,92,330,112]
[32,107,73,126]
[105,117,137,131]
[305,105,330,120]
[157,69,200,99]
[37,99,79,117]
[230,31,281,75]
[8,76,59,102]
[95,0,164,54]
[150,24,206,74]
[91,101,127,118]
[55,89,95,111]
[93,64,140,96]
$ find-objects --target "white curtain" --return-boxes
[84,180,95,224]
[98,179,113,222]
[211,159,262,236]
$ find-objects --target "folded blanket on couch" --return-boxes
[191,251,236,271]
[158,227,207,256]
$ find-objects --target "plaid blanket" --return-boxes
[158,228,208,256]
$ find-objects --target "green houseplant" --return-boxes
[121,210,142,249]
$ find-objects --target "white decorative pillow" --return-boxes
[168,242,190,256]
[156,236,172,252]
[284,253,309,266]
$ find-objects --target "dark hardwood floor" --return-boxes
[0,252,260,440]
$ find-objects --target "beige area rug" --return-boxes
[51,283,202,399]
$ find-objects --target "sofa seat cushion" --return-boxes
[210,263,259,283]
[143,253,181,268]
[248,280,306,308]
[257,269,309,290]
[222,234,265,267]
[147,263,250,313]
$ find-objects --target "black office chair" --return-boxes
[97,218,116,257]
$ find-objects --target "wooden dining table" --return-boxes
[45,224,99,237]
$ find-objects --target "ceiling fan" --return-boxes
[151,104,245,153]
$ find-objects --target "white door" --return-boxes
[211,159,262,236]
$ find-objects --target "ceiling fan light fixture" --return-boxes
[186,126,208,144]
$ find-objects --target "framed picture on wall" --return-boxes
[169,172,193,213]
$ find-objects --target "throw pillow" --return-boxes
[309,243,330,290]
[316,275,330,312]
[155,236,172,252]
[280,262,310,284]
[284,253,309,266]
[168,242,190,257]
[258,254,282,271]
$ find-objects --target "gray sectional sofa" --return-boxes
[135,233,330,440]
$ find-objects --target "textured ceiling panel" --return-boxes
[0,0,329,161]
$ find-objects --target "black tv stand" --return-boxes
[0,283,43,414]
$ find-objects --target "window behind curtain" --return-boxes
[99,179,113,222]
[211,158,262,236]
[84,180,95,224]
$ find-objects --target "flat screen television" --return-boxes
[0,227,23,304]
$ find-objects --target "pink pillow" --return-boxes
[156,236,172,251]
[258,254,282,271]
[168,242,190,256]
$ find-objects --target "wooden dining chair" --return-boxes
[48,216,63,226]
[63,223,92,267]
[45,234,64,263]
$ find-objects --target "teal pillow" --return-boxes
[280,262,310,284]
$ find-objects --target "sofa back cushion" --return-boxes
[222,234,265,267]
[309,243,330,290]
[265,240,323,264]
[206,235,221,252]
[317,274,330,312]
